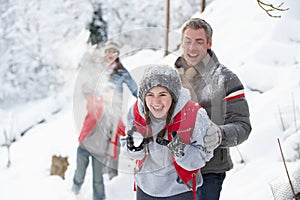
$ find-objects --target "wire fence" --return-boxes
[270,165,300,200]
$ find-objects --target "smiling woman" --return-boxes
[122,64,221,200]
[145,87,173,120]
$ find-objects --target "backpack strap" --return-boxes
[167,100,201,200]
[166,100,201,143]
[168,130,199,200]
[133,101,152,136]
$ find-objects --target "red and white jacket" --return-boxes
[79,94,125,159]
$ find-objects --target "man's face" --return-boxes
[181,28,212,67]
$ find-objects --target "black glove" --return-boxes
[126,126,148,152]
[167,131,186,158]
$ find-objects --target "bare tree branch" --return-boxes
[257,0,289,18]
[3,131,11,168]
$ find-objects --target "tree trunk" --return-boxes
[164,0,170,56]
[201,0,206,13]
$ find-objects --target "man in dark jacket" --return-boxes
[174,18,252,200]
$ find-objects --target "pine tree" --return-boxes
[88,3,107,45]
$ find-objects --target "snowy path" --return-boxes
[0,106,136,200]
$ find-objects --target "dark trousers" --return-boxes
[196,172,226,200]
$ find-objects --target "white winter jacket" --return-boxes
[122,88,213,197]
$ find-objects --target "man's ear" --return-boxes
[208,38,212,49]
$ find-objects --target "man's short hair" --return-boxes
[181,18,213,42]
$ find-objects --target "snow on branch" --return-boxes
[257,0,289,18]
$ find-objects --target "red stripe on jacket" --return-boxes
[224,93,245,101]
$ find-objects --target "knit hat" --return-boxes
[138,64,182,103]
[104,40,121,53]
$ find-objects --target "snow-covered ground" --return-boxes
[1,0,300,199]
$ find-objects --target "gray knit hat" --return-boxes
[138,64,182,103]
